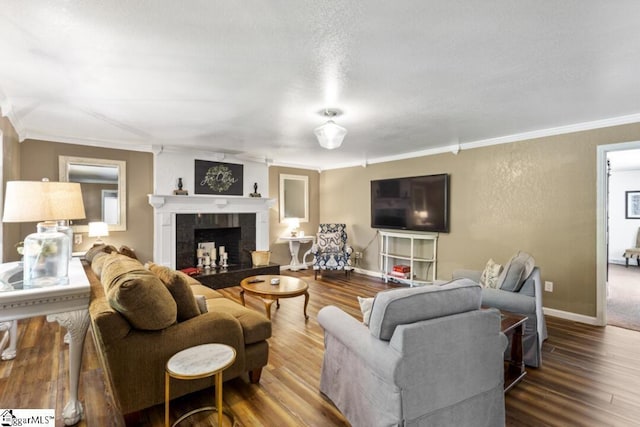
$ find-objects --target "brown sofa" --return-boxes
[83,247,271,417]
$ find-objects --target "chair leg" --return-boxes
[626,258,629,268]
[314,270,318,280]
[637,258,640,267]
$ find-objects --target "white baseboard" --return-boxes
[542,307,603,326]
[352,267,382,279]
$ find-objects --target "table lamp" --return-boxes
[2,180,86,288]
[287,217,300,237]
[88,221,109,245]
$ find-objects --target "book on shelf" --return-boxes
[388,270,410,279]
[393,264,411,273]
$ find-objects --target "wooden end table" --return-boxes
[240,275,309,320]
[500,310,528,392]
[165,343,236,427]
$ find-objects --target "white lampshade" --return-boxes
[2,180,86,223]
[314,120,347,150]
[88,221,109,238]
[287,217,300,229]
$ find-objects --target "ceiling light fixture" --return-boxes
[314,109,347,150]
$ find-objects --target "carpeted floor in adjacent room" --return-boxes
[607,263,640,331]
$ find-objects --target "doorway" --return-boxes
[606,149,640,330]
[597,143,640,329]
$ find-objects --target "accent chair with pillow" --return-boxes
[318,279,507,427]
[454,251,548,368]
[311,223,353,279]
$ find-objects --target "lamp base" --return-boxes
[23,222,70,288]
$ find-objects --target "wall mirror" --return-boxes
[59,156,127,231]
[279,174,309,223]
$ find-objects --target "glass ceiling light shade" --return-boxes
[314,110,347,150]
[2,180,86,288]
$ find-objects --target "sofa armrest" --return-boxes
[318,306,401,381]
[452,269,482,283]
[481,288,536,315]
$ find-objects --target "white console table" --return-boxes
[0,258,91,425]
[280,236,315,271]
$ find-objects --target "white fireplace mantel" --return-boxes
[148,194,276,268]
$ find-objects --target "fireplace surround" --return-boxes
[148,194,275,269]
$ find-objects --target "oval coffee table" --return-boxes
[240,275,309,320]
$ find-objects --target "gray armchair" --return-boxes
[318,279,507,427]
[453,266,548,368]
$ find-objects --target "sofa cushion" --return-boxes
[85,243,118,262]
[191,283,225,300]
[147,263,201,322]
[91,252,112,278]
[496,251,535,292]
[102,255,177,330]
[206,298,272,344]
[368,279,482,341]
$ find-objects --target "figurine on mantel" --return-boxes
[249,182,261,198]
[173,177,188,195]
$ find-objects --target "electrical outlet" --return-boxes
[74,234,82,245]
[354,251,363,259]
[544,281,553,292]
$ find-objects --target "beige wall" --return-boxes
[17,139,154,262]
[320,123,640,317]
[1,116,21,262]
[268,166,320,266]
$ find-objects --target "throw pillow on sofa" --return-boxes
[496,251,535,292]
[357,296,374,326]
[479,258,503,289]
[101,255,177,330]
[146,262,201,321]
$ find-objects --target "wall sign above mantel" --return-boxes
[194,160,243,195]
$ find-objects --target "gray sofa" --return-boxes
[453,267,548,367]
[318,279,507,427]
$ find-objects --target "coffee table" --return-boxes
[240,275,309,320]
[500,310,528,392]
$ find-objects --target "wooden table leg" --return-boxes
[263,299,275,320]
[240,289,246,306]
[303,291,309,319]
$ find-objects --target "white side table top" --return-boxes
[167,343,236,378]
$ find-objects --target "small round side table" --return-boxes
[165,343,236,427]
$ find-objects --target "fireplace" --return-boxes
[148,194,275,269]
[175,213,255,270]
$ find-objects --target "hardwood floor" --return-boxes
[2,270,640,426]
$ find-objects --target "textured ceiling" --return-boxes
[1,1,640,170]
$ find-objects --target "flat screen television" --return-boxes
[371,173,449,233]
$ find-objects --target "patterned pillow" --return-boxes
[480,259,503,289]
[317,232,344,253]
[357,296,374,326]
